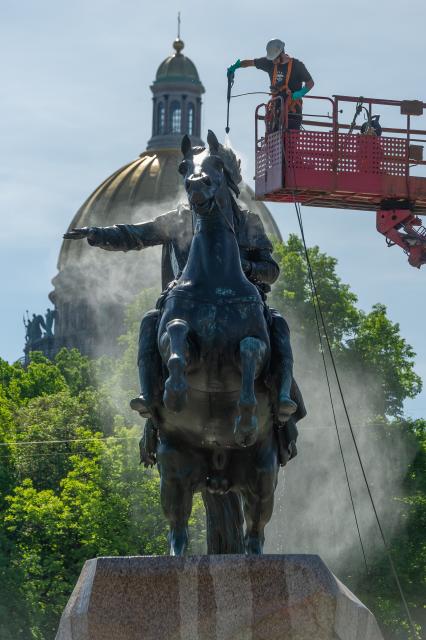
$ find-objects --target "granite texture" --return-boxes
[56,555,383,640]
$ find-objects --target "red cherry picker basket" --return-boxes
[254,94,426,267]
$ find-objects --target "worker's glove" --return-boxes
[291,86,310,101]
[227,59,241,76]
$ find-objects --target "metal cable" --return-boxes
[0,420,411,453]
[291,190,418,637]
[282,139,369,571]
[0,435,140,447]
[231,91,271,98]
[296,218,369,572]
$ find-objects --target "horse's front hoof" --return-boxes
[234,412,258,448]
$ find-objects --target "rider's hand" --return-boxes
[140,450,156,468]
[227,59,241,76]
[63,227,94,240]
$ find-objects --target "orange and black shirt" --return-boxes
[254,57,312,112]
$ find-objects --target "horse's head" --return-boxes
[179,130,241,217]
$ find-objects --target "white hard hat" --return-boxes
[266,38,285,61]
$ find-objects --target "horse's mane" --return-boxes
[215,145,242,186]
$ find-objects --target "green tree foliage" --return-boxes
[0,388,18,507]
[54,348,96,396]
[0,330,204,638]
[271,236,424,637]
[271,235,422,418]
[0,238,422,639]
[0,353,67,405]
[348,305,422,417]
[272,234,360,346]
[356,419,425,639]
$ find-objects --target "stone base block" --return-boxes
[56,555,383,640]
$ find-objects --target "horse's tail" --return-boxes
[202,490,245,554]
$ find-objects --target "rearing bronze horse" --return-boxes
[154,132,279,555]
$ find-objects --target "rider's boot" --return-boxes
[269,310,297,421]
[130,310,162,417]
[276,417,298,467]
[277,370,298,421]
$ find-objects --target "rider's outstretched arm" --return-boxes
[63,209,182,252]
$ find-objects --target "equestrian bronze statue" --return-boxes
[64,130,306,555]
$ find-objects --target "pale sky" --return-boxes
[1,0,425,419]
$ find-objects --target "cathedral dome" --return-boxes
[154,38,203,87]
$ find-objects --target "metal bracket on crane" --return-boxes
[376,208,426,268]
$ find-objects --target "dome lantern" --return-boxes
[147,32,205,151]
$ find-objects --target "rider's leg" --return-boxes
[130,309,162,417]
[241,434,279,554]
[269,309,297,421]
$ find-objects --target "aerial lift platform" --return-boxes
[255,95,426,267]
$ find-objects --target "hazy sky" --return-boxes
[1,0,425,419]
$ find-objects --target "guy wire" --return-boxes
[289,159,418,636]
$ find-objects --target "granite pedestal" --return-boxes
[56,555,383,640]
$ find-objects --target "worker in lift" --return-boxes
[227,38,314,131]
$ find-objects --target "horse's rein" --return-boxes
[190,200,237,237]
[218,205,237,237]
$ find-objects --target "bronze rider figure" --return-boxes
[64,137,305,466]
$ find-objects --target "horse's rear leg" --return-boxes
[157,440,200,556]
[241,436,279,554]
[234,337,267,448]
[159,319,189,413]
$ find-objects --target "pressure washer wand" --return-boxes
[225,72,234,134]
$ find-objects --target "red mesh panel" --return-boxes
[285,131,333,172]
[256,138,267,179]
[284,131,408,177]
[267,131,283,169]
[257,132,282,175]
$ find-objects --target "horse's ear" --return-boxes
[181,135,193,159]
[207,130,220,154]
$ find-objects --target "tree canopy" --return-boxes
[271,235,422,418]
[0,237,423,639]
